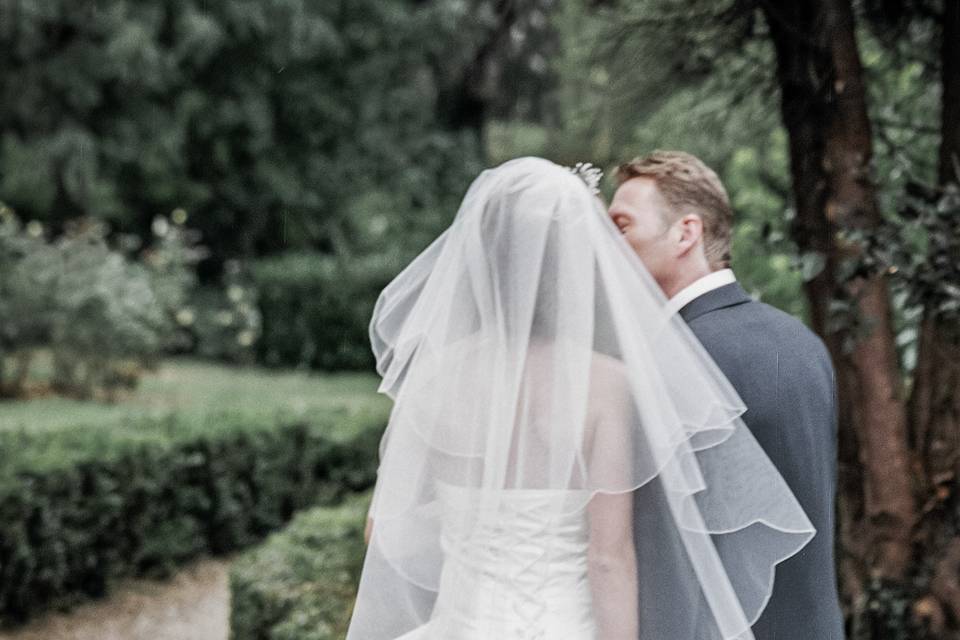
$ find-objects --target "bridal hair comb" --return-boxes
[566,162,603,195]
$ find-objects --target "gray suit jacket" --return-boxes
[632,282,845,640]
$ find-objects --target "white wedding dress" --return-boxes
[346,158,817,640]
[397,481,597,640]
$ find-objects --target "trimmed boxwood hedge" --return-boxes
[252,252,397,372]
[230,491,370,640]
[0,414,382,627]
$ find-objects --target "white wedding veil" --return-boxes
[347,157,815,639]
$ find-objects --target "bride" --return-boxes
[345,157,815,640]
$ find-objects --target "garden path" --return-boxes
[0,557,231,640]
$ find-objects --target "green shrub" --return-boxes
[46,220,169,398]
[0,414,383,627]
[185,268,262,365]
[0,211,167,399]
[230,492,370,640]
[0,208,202,400]
[252,252,400,371]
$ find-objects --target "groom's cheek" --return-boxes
[624,232,645,256]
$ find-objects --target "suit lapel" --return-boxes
[678,282,753,323]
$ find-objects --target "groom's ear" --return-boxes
[675,213,704,257]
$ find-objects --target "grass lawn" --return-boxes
[0,357,391,436]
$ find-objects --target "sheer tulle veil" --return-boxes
[346,157,815,639]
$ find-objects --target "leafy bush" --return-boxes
[0,204,263,397]
[0,210,176,399]
[138,211,208,355]
[252,252,401,371]
[47,220,171,396]
[230,492,370,640]
[0,207,55,394]
[0,413,383,627]
[0,0,484,268]
[180,260,262,365]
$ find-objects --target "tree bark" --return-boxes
[762,6,869,607]
[761,0,916,600]
[938,0,960,188]
[824,0,915,580]
[436,0,520,137]
[909,1,960,631]
[908,0,960,505]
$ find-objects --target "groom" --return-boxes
[608,151,845,639]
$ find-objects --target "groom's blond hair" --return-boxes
[616,151,734,269]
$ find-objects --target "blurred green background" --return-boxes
[0,1,957,639]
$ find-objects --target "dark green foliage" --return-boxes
[0,0,488,375]
[0,0,482,262]
[849,577,930,640]
[184,260,262,365]
[0,209,174,399]
[826,180,960,361]
[888,183,960,321]
[252,252,400,370]
[0,202,264,389]
[0,415,382,627]
[230,492,370,640]
[0,205,217,398]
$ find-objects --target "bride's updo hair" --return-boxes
[473,160,593,343]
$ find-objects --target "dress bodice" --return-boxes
[436,480,592,578]
[395,482,597,640]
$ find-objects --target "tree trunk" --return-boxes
[436,0,519,139]
[762,5,869,608]
[938,0,960,189]
[910,0,960,633]
[823,0,915,580]
[761,0,917,613]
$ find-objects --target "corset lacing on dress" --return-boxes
[429,481,597,639]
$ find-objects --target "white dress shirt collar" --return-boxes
[665,269,737,316]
